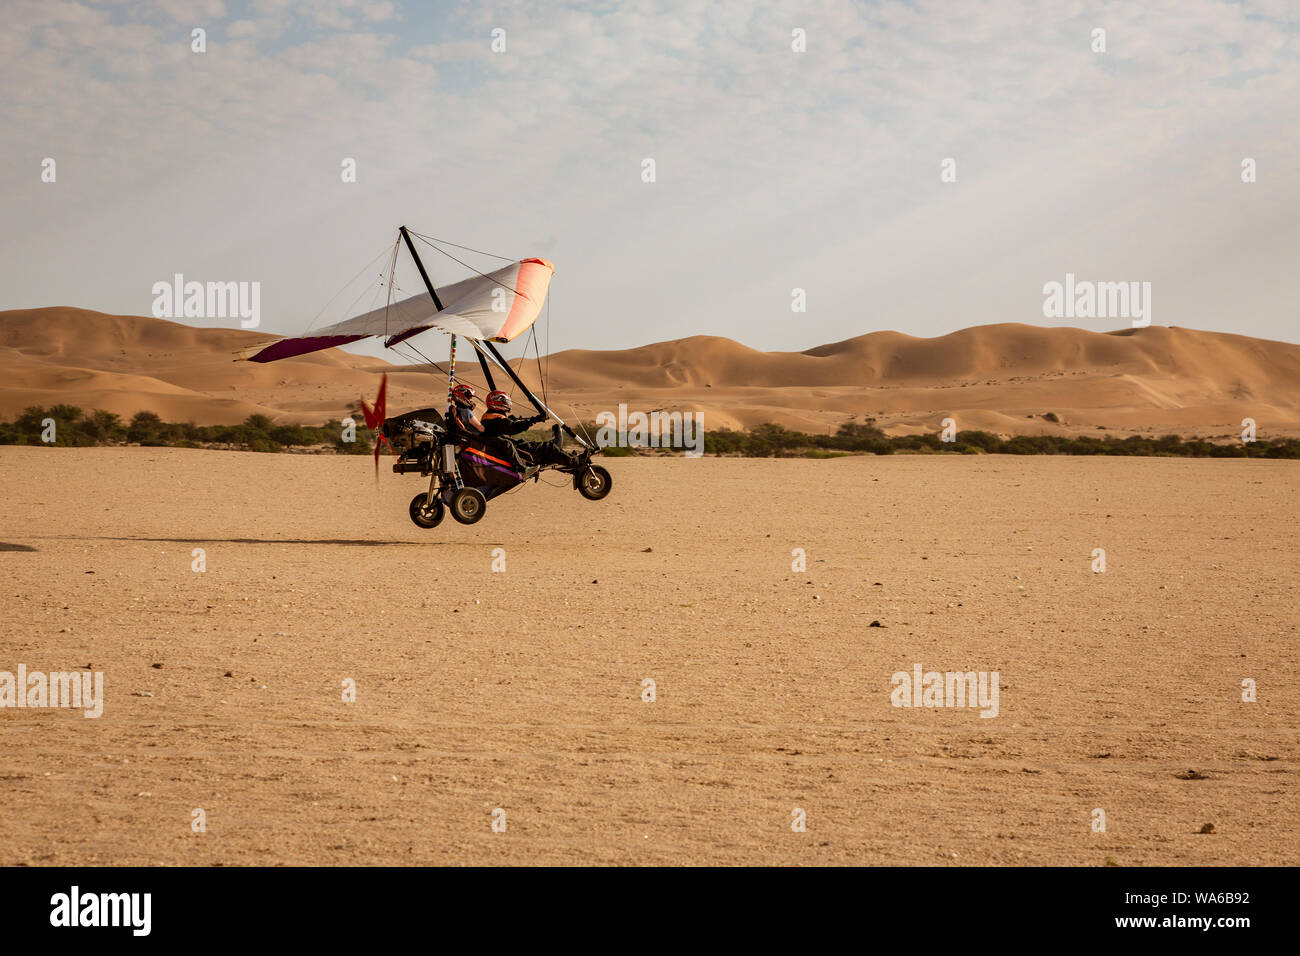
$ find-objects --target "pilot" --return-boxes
[480,390,577,468]
[447,384,540,473]
[478,390,546,470]
[481,390,543,437]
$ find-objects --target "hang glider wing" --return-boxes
[237,257,554,363]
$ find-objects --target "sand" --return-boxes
[5,308,1300,439]
[0,446,1295,865]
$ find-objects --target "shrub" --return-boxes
[3,408,1296,461]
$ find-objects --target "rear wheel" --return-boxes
[409,492,444,529]
[576,465,612,501]
[450,487,488,524]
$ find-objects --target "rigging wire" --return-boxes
[526,324,549,411]
[380,237,401,338]
[410,231,554,419]
[407,232,526,297]
[405,231,514,263]
[300,241,399,336]
[402,340,450,378]
[545,285,551,403]
[296,228,557,424]
[566,403,596,446]
[348,256,396,337]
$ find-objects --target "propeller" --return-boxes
[360,373,391,476]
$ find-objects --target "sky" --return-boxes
[2,0,1298,363]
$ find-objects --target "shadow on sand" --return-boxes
[24,537,433,547]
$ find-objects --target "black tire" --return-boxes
[409,492,444,529]
[576,464,612,501]
[450,487,488,525]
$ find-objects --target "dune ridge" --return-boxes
[3,307,1298,438]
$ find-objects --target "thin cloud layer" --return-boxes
[2,0,1297,354]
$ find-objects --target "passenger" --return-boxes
[446,384,536,473]
[447,383,484,436]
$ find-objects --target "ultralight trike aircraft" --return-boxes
[236,226,612,527]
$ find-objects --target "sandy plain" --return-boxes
[0,447,1295,865]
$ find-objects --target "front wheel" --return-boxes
[409,492,445,529]
[576,465,612,501]
[450,487,488,524]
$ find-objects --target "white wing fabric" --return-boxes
[238,258,553,363]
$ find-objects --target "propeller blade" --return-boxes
[360,372,387,430]
[360,373,389,480]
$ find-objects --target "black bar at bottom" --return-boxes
[0,865,1280,941]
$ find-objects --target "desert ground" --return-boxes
[0,446,1295,866]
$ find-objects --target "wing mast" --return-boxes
[398,225,459,408]
[398,226,444,312]
[398,226,505,406]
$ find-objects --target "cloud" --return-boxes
[1,0,1298,353]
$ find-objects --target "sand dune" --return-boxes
[533,324,1299,389]
[1,308,395,425]
[3,307,1299,438]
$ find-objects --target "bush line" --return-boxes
[4,407,1297,459]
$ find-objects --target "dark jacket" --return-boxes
[481,412,539,437]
